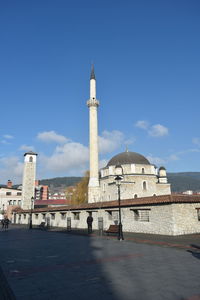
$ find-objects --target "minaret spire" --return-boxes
[87,65,100,203]
[90,64,96,80]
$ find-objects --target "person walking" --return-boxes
[87,214,93,234]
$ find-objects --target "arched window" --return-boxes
[153,194,156,197]
[134,194,138,198]
[143,181,147,190]
[142,168,145,174]
[29,156,33,162]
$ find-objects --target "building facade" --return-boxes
[0,183,22,219]
[100,151,171,202]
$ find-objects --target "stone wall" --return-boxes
[13,202,200,236]
[172,203,200,235]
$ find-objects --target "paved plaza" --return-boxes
[0,226,200,300]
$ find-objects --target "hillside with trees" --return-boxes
[9,172,200,194]
[168,172,200,193]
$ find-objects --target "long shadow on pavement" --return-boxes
[187,244,200,260]
[0,227,119,300]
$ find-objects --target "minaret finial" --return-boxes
[90,64,95,80]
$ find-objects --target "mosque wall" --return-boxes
[172,203,200,235]
[100,173,171,202]
[13,202,200,235]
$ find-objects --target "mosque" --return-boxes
[87,66,171,203]
[13,67,200,235]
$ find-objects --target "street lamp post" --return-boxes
[115,165,124,241]
[29,196,34,229]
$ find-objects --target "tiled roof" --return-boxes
[14,194,200,214]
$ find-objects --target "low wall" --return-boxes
[12,202,200,236]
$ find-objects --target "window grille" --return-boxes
[133,209,150,222]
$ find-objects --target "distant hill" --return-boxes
[40,173,200,193]
[40,177,82,188]
[168,172,200,192]
[6,172,200,193]
[10,177,82,192]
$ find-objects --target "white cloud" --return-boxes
[40,142,89,175]
[135,121,169,138]
[99,130,133,154]
[146,155,166,165]
[0,156,23,183]
[192,138,200,147]
[19,145,35,152]
[3,134,14,139]
[37,130,134,176]
[135,120,149,130]
[148,124,169,137]
[99,159,108,169]
[37,131,69,144]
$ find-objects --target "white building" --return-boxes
[0,181,22,219]
[100,152,171,202]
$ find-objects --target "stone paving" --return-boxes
[0,226,200,300]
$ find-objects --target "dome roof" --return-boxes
[159,166,166,170]
[106,151,150,167]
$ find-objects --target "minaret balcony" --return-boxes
[87,98,100,107]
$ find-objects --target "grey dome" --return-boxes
[106,151,150,167]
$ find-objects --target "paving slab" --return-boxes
[0,226,200,300]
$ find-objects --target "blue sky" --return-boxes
[0,0,200,183]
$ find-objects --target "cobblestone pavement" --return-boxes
[0,226,200,300]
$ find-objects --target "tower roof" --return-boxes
[24,151,38,156]
[90,64,96,80]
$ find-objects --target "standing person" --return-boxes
[4,217,9,230]
[1,219,5,230]
[87,213,93,234]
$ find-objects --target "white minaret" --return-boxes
[21,151,37,209]
[87,65,100,203]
